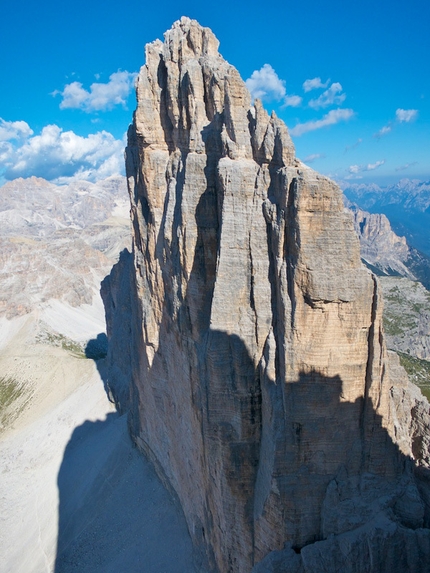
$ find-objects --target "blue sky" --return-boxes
[1,0,429,185]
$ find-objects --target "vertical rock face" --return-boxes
[103,17,430,572]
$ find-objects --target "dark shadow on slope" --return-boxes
[253,369,430,573]
[53,276,196,572]
[84,333,108,361]
[54,413,196,573]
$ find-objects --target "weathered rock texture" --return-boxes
[103,17,430,572]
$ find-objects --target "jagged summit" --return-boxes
[103,19,430,573]
[131,16,295,165]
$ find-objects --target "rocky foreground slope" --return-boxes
[102,17,430,573]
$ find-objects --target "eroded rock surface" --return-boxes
[103,17,430,572]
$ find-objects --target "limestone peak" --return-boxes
[103,19,430,573]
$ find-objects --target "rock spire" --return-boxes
[102,17,430,572]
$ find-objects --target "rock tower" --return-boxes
[102,17,430,572]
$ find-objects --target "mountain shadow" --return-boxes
[53,338,196,573]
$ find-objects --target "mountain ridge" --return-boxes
[343,178,430,258]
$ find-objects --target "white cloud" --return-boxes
[0,119,34,141]
[245,64,301,107]
[0,121,125,182]
[367,160,385,170]
[374,124,392,139]
[348,160,385,175]
[348,165,361,174]
[246,64,286,101]
[303,77,330,92]
[374,108,419,139]
[54,70,137,113]
[290,108,354,137]
[345,138,362,152]
[303,153,325,163]
[309,82,346,109]
[395,161,418,172]
[344,174,363,180]
[395,108,418,122]
[283,95,302,107]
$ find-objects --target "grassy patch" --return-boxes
[0,376,23,411]
[36,330,86,358]
[0,376,32,431]
[411,302,426,314]
[397,351,430,401]
[383,312,416,336]
[383,316,405,336]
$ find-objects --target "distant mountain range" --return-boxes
[0,175,130,320]
[342,178,430,259]
[346,199,430,291]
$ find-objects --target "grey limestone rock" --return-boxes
[103,17,430,573]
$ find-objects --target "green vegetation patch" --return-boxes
[0,376,23,411]
[0,376,32,431]
[383,312,416,336]
[397,351,430,401]
[36,330,86,358]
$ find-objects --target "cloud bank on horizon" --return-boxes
[0,71,135,184]
[0,118,125,183]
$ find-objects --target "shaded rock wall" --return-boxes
[103,17,430,573]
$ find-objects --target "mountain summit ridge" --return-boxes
[103,18,430,572]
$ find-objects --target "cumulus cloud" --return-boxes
[395,108,418,122]
[302,77,330,92]
[348,160,385,175]
[290,108,354,137]
[246,64,301,107]
[0,120,125,182]
[246,64,286,101]
[283,95,302,107]
[303,153,325,163]
[54,70,137,113]
[309,82,346,109]
[0,119,34,141]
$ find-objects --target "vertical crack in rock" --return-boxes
[102,17,430,573]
